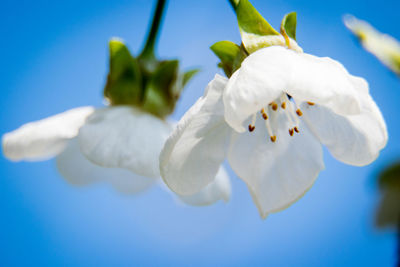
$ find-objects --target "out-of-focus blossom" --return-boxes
[2,105,231,205]
[2,0,231,206]
[344,15,400,76]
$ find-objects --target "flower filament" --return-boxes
[248,93,313,142]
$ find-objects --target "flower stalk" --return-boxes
[228,0,239,11]
[139,0,167,60]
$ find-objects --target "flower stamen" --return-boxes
[260,108,268,120]
[307,101,315,106]
[282,94,300,136]
[248,113,257,132]
[264,117,276,142]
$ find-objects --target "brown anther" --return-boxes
[248,125,255,132]
[281,102,286,109]
[294,126,299,133]
[296,109,303,116]
[270,136,277,142]
[307,102,315,106]
[289,129,294,136]
[262,113,268,120]
[270,102,278,111]
[260,108,265,113]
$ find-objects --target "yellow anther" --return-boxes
[270,136,277,142]
[262,113,268,120]
[270,102,278,111]
[307,102,315,106]
[281,102,286,109]
[289,129,294,136]
[296,109,303,116]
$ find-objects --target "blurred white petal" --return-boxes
[56,138,155,194]
[344,15,400,75]
[2,107,94,161]
[79,106,171,178]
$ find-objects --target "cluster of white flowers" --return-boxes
[2,1,389,219]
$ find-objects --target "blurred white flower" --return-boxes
[160,46,387,218]
[2,106,231,206]
[344,15,400,75]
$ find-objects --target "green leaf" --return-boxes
[211,41,241,77]
[142,60,179,117]
[281,12,297,40]
[182,68,200,88]
[376,162,400,229]
[104,39,142,105]
[379,162,400,192]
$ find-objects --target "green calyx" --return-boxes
[104,39,198,119]
[212,0,299,77]
[103,0,198,119]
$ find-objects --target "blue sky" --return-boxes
[1,0,400,266]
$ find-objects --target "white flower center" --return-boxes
[247,93,314,142]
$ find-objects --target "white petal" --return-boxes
[227,106,324,218]
[223,54,283,132]
[2,107,94,161]
[56,139,155,194]
[178,166,231,206]
[301,76,387,166]
[223,46,361,132]
[160,74,232,195]
[78,106,171,178]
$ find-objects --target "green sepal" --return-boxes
[182,68,200,88]
[104,39,142,105]
[379,162,400,192]
[211,41,248,77]
[236,0,280,37]
[235,0,284,54]
[211,41,241,77]
[141,60,179,117]
[232,44,248,74]
[281,12,297,40]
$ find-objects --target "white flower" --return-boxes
[344,15,400,75]
[160,46,388,218]
[2,106,231,206]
